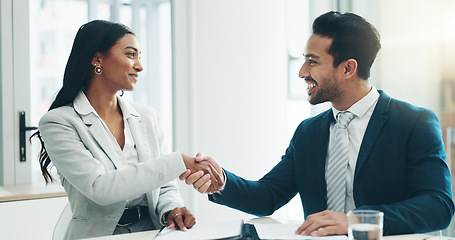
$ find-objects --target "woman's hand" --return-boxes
[194,153,225,193]
[180,153,223,191]
[166,207,196,231]
[179,153,225,194]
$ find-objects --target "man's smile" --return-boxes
[305,78,317,95]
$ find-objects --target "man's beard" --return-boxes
[307,77,341,105]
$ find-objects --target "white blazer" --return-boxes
[39,93,186,239]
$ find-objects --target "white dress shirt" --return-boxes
[326,86,380,212]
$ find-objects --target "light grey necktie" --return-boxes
[326,111,355,212]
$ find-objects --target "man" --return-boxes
[182,11,454,236]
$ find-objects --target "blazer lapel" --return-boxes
[80,113,125,169]
[124,106,159,213]
[128,117,152,163]
[123,103,152,163]
[355,91,390,178]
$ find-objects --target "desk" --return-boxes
[82,218,439,240]
[83,231,435,240]
[0,183,66,202]
[84,230,159,240]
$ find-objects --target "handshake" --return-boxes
[180,153,224,194]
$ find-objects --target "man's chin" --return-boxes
[308,96,328,106]
[308,95,319,105]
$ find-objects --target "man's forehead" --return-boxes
[304,34,333,58]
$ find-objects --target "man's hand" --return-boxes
[179,153,225,194]
[295,210,348,237]
[166,207,195,231]
[180,153,223,192]
[195,153,225,193]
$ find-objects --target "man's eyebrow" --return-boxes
[303,53,319,59]
[125,46,140,53]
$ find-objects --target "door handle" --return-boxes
[19,111,38,162]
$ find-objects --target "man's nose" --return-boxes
[299,61,310,79]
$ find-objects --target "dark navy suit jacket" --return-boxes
[210,90,454,235]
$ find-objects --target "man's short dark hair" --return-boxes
[313,11,381,80]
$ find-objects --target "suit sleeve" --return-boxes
[357,109,454,235]
[209,135,299,216]
[39,109,186,206]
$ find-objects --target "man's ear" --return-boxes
[343,59,358,78]
[91,53,101,67]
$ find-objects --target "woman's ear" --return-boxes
[91,53,101,67]
[343,58,358,78]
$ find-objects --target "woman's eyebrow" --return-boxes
[125,46,140,54]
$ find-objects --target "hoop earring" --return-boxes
[94,65,103,75]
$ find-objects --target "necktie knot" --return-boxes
[336,111,355,129]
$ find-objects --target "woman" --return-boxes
[33,20,220,239]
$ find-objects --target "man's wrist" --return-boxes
[219,169,226,191]
[209,170,226,200]
[209,189,223,201]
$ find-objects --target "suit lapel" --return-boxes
[124,107,159,213]
[315,110,335,202]
[80,113,125,169]
[355,91,390,178]
[128,115,152,163]
[121,100,152,163]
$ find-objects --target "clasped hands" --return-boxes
[180,153,224,194]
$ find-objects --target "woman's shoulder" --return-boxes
[39,105,77,125]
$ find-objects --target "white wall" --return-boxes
[374,0,455,113]
[0,197,68,240]
[172,0,291,223]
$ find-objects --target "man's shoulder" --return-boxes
[380,93,435,116]
[376,91,438,124]
[301,109,331,125]
[292,109,332,137]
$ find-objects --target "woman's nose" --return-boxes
[134,60,143,72]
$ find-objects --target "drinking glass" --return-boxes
[347,210,383,240]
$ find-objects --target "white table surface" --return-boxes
[83,231,436,240]
[82,217,440,240]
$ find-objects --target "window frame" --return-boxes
[0,0,32,186]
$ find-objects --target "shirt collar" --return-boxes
[117,94,139,120]
[332,85,380,119]
[73,91,96,116]
[73,91,139,120]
